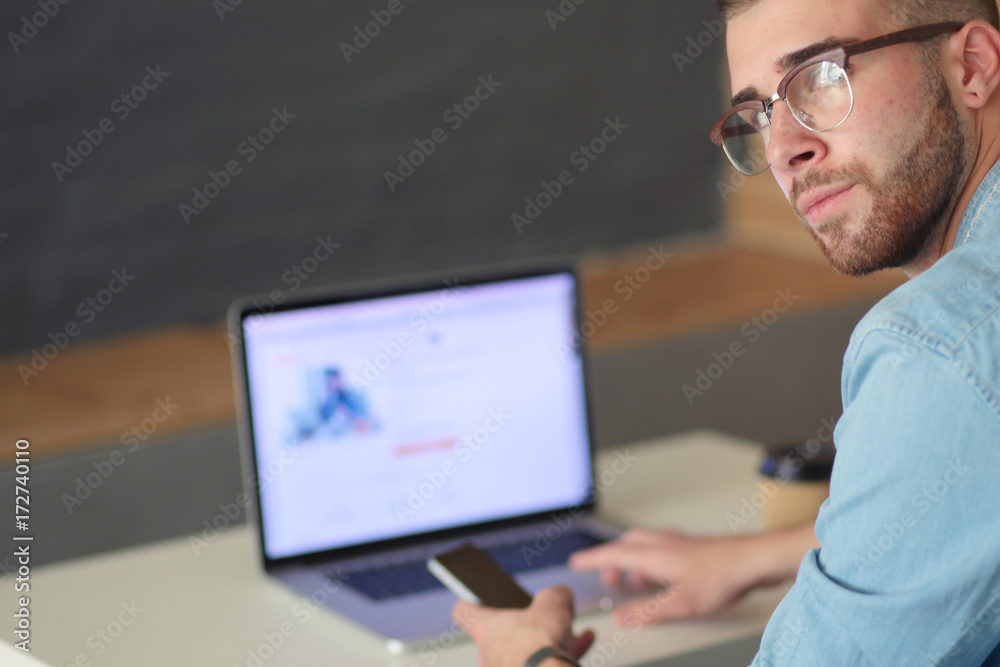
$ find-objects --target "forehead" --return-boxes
[726,0,885,95]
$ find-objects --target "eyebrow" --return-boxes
[728,36,861,106]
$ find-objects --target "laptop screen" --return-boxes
[239,270,594,561]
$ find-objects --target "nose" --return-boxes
[766,101,828,173]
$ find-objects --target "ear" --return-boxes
[945,21,1000,111]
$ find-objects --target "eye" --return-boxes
[750,111,769,131]
[809,62,847,90]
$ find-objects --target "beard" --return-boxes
[789,77,967,277]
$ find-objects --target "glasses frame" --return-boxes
[709,22,966,171]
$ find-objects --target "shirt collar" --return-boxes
[955,159,1000,247]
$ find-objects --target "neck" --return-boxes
[902,113,1000,278]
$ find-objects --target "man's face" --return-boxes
[726,0,969,275]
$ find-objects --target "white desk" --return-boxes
[1,430,790,666]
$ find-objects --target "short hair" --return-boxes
[717,0,1000,28]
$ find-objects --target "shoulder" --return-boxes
[849,231,1000,357]
[842,232,1000,410]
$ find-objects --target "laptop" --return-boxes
[228,261,628,650]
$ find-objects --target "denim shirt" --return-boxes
[752,161,1000,667]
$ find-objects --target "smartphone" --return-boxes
[428,543,533,608]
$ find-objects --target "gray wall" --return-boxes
[2,1,726,355]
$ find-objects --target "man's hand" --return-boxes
[453,586,595,667]
[569,525,818,626]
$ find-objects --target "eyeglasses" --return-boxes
[709,22,965,175]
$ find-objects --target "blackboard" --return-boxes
[1,0,726,355]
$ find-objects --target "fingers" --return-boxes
[568,542,618,570]
[568,529,658,569]
[599,567,625,588]
[569,527,675,570]
[569,542,652,574]
[623,570,661,592]
[533,584,575,613]
[533,587,594,658]
[619,527,671,544]
[599,567,659,592]
[454,586,587,666]
[611,579,721,629]
[454,585,571,620]
[570,628,595,659]
[612,592,685,627]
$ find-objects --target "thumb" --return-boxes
[570,629,596,659]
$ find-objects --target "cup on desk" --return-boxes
[758,441,835,530]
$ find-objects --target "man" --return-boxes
[317,368,369,432]
[455,0,1000,664]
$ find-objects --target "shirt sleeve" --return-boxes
[751,325,1000,666]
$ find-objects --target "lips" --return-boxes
[797,184,855,225]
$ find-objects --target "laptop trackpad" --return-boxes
[519,566,637,614]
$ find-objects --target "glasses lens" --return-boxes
[721,109,770,175]
[786,61,853,131]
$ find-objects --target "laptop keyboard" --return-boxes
[335,530,605,601]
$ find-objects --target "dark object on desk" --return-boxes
[760,440,836,482]
[758,440,836,530]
